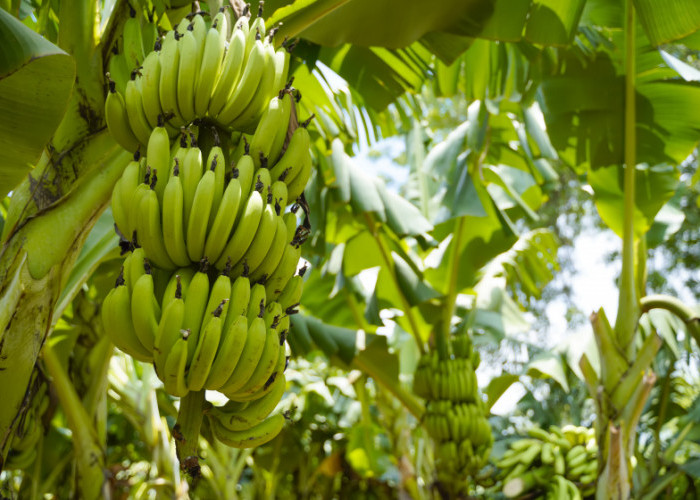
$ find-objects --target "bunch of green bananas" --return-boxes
[413,333,493,481]
[4,382,49,470]
[105,6,290,152]
[111,98,311,273]
[497,425,597,499]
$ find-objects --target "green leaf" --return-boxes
[0,7,75,199]
[524,0,587,46]
[485,373,520,410]
[527,352,570,392]
[392,252,441,307]
[634,0,700,46]
[374,181,433,237]
[589,163,680,238]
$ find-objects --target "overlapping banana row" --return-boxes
[111,95,311,273]
[413,333,493,481]
[4,382,49,470]
[497,425,597,499]
[106,6,290,152]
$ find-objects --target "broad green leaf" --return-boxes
[527,352,570,392]
[524,0,587,46]
[589,163,679,238]
[392,252,440,307]
[374,181,433,237]
[645,194,685,247]
[0,7,74,199]
[485,373,520,410]
[634,0,700,46]
[343,231,383,276]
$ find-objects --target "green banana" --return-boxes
[264,242,301,302]
[209,24,247,117]
[224,275,251,332]
[269,125,310,183]
[181,143,203,230]
[202,273,232,332]
[182,262,210,363]
[158,30,182,125]
[229,204,278,278]
[187,309,223,391]
[210,372,286,430]
[215,190,264,270]
[230,326,282,398]
[206,145,226,229]
[246,283,267,324]
[203,177,242,264]
[219,315,267,394]
[146,123,171,201]
[209,411,284,448]
[206,315,248,390]
[162,332,190,397]
[215,38,266,126]
[130,265,161,353]
[177,25,198,123]
[105,78,140,153]
[194,21,226,117]
[124,72,152,147]
[137,185,177,269]
[154,277,186,375]
[161,163,191,266]
[122,9,144,70]
[140,49,163,129]
[186,167,216,262]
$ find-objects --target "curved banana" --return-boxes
[219,315,267,394]
[209,25,247,117]
[229,204,277,278]
[215,189,264,270]
[105,79,140,153]
[206,145,226,229]
[209,412,284,449]
[276,275,303,313]
[186,167,216,262]
[231,42,281,132]
[254,167,272,203]
[202,273,232,332]
[140,50,163,128]
[154,280,185,375]
[130,269,161,353]
[249,213,287,282]
[286,155,312,202]
[124,73,152,147]
[269,180,288,215]
[123,10,144,70]
[269,125,310,183]
[137,186,177,269]
[146,124,171,201]
[162,267,196,309]
[102,272,152,361]
[203,177,242,264]
[194,22,225,117]
[162,332,190,397]
[215,38,266,126]
[108,50,130,96]
[187,311,223,391]
[268,91,292,165]
[234,154,256,207]
[205,314,248,390]
[246,283,267,324]
[123,248,146,293]
[264,242,301,302]
[224,275,251,332]
[249,96,285,167]
[177,25,198,123]
[181,144,203,230]
[158,31,182,125]
[210,372,285,430]
[183,263,210,363]
[161,164,191,266]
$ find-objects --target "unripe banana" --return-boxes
[181,143,203,230]
[232,42,282,132]
[102,271,152,361]
[269,180,289,216]
[286,154,312,202]
[206,315,248,390]
[230,326,282,398]
[124,72,153,147]
[249,96,286,167]
[269,125,310,184]
[234,154,256,206]
[202,273,232,332]
[183,262,210,363]
[206,145,226,229]
[203,177,243,264]
[264,242,302,302]
[140,49,163,128]
[161,164,191,266]
[122,9,145,70]
[276,275,303,315]
[154,277,185,375]
[246,284,267,324]
[177,25,198,123]
[105,78,140,153]
[215,38,266,126]
[209,371,285,430]
[146,123,171,200]
[229,204,277,278]
[194,22,226,117]
[108,50,130,95]
[209,411,285,448]
[162,332,190,397]
[224,275,251,332]
[215,190,264,270]
[209,25,247,117]
[219,315,268,395]
[158,31,182,125]
[186,167,216,262]
[268,91,292,165]
[137,185,177,269]
[187,309,223,391]
[130,265,161,353]
[249,214,287,283]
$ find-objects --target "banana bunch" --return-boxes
[5,382,49,470]
[413,332,493,483]
[111,107,311,274]
[105,6,291,153]
[497,425,597,499]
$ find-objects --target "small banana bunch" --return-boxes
[106,6,290,153]
[497,425,597,499]
[5,382,49,470]
[413,333,493,482]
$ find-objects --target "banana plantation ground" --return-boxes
[1,0,700,499]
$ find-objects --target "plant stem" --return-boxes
[42,341,105,500]
[363,213,426,354]
[438,216,467,360]
[174,390,206,480]
[615,0,639,351]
